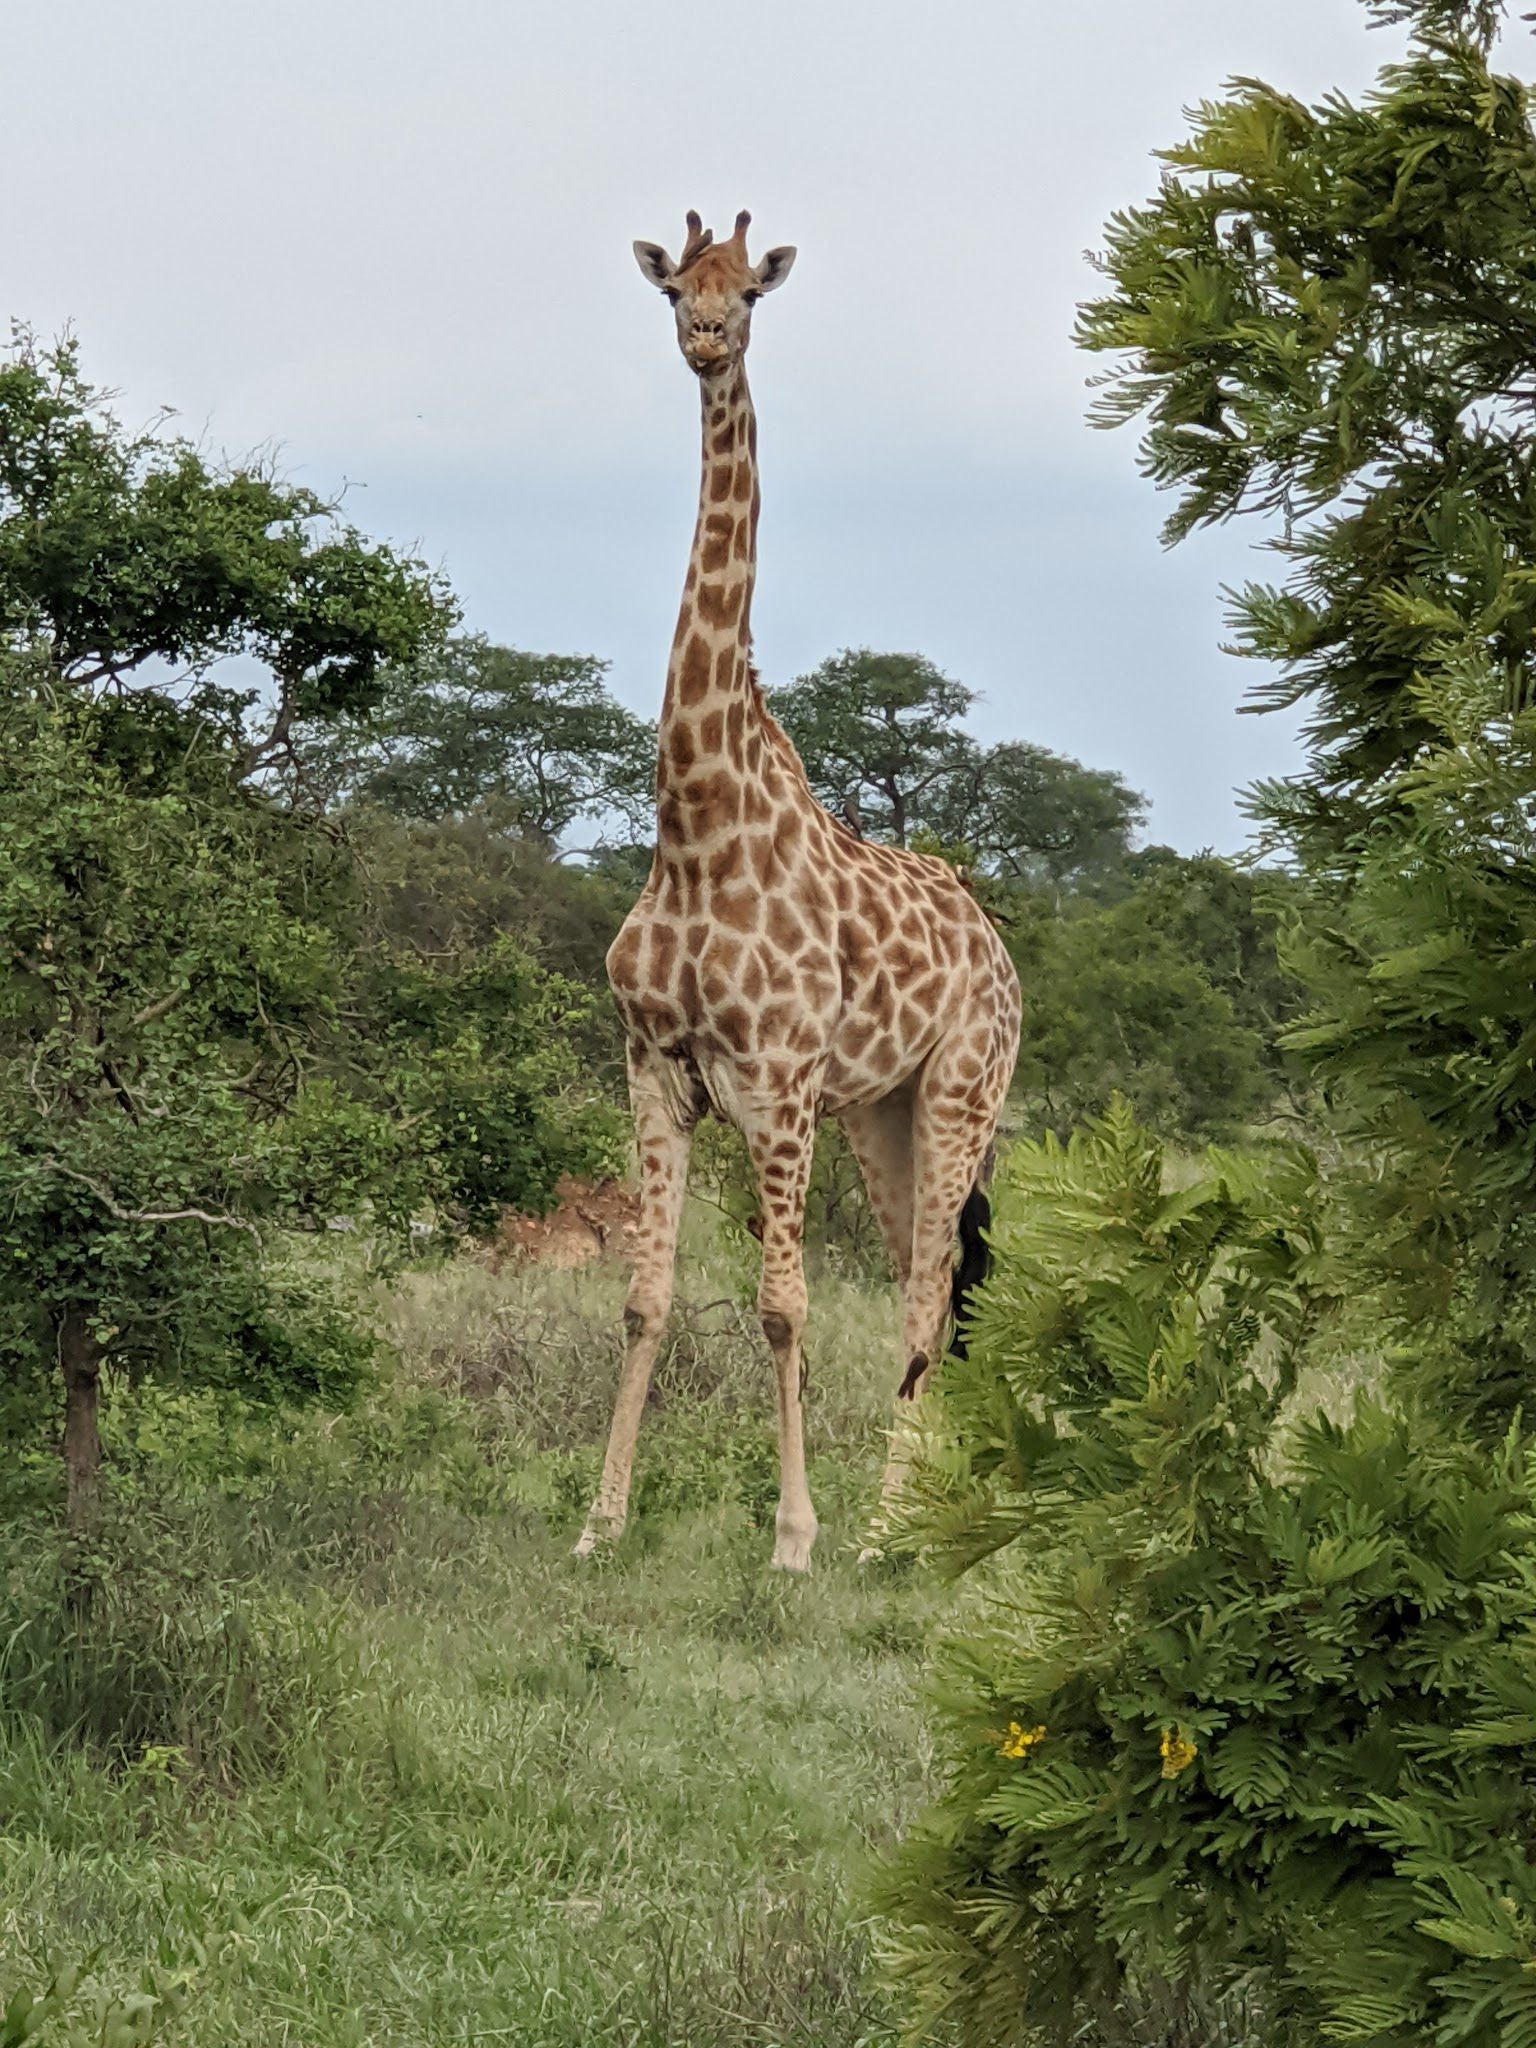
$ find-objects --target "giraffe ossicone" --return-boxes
[575,211,1021,1572]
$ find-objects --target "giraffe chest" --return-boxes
[606,886,842,1069]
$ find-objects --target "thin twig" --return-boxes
[129,987,186,1030]
[41,1157,260,1238]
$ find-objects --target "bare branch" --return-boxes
[240,685,296,782]
[129,987,186,1030]
[41,1157,261,1238]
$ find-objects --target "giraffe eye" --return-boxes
[663,287,682,305]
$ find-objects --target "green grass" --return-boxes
[0,1212,946,2048]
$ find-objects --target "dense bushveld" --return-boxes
[0,255,1299,2048]
[11,2,1536,2044]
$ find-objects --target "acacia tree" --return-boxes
[0,334,620,1527]
[294,633,656,846]
[772,648,975,846]
[773,646,1142,882]
[1077,0,1536,1375]
[931,739,1145,888]
[1077,0,1536,869]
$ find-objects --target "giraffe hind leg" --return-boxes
[838,1087,916,1288]
[893,1179,988,1394]
[868,1038,1002,1543]
[899,1037,1003,1403]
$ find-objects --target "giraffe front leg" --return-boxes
[575,1058,693,1558]
[746,1110,818,1573]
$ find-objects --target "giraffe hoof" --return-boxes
[769,1516,818,1574]
[573,1519,622,1560]
[769,1546,813,1575]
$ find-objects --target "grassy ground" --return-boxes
[0,1211,949,2048]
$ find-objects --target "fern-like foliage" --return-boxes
[877,1109,1536,2048]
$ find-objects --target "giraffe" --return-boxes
[575,210,1022,1572]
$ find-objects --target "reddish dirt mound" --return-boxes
[495,1176,640,1270]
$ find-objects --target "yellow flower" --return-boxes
[1160,1727,1198,1779]
[999,1721,1047,1760]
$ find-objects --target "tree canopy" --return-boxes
[294,634,655,845]
[1079,0,1536,1346]
[930,739,1147,887]
[0,329,452,757]
[1077,0,1536,870]
[773,646,1144,885]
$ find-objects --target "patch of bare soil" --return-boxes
[495,1175,640,1270]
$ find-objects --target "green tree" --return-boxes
[881,1109,1536,2048]
[0,673,388,1526]
[882,7,1536,2042]
[773,647,974,847]
[296,634,655,846]
[1078,0,1536,1375]
[1,672,622,1536]
[1077,0,1536,875]
[774,648,1143,883]
[1117,850,1305,1074]
[350,804,635,1088]
[0,333,620,1527]
[1008,887,1275,1140]
[0,328,450,753]
[931,739,1146,889]
[1285,698,1536,1432]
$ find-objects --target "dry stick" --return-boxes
[41,1158,260,1238]
[128,987,187,1030]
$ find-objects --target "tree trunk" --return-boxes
[58,1307,101,1534]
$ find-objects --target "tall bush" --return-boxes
[880,1108,1536,2047]
[0,329,622,1526]
[876,7,1536,2034]
[1074,0,1536,1315]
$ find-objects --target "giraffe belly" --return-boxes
[823,973,944,1103]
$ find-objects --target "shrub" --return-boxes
[880,1105,1536,2048]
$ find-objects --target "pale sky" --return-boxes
[4,0,1453,850]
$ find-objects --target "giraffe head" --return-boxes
[634,211,796,375]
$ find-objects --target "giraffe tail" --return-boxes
[948,1183,992,1364]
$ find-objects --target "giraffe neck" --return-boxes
[654,359,771,854]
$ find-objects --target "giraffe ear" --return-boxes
[634,241,678,289]
[750,246,797,296]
